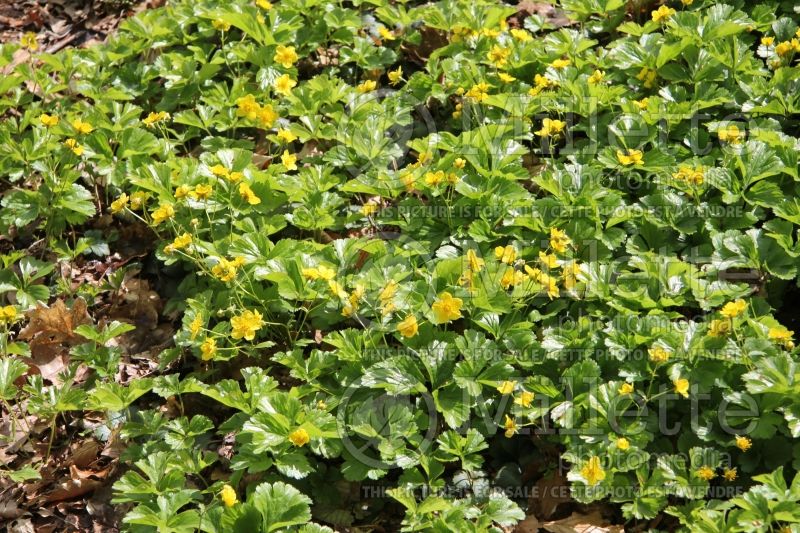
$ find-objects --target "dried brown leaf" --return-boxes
[543,510,624,533]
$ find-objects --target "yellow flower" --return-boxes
[535,118,566,137]
[165,233,192,254]
[281,150,298,170]
[191,184,213,201]
[277,129,297,143]
[720,299,746,318]
[21,32,38,51]
[498,72,516,83]
[0,305,18,324]
[431,292,463,324]
[616,437,630,451]
[212,19,231,31]
[549,227,571,253]
[424,170,445,186]
[328,279,348,299]
[230,309,264,341]
[63,138,83,156]
[695,466,716,481]
[529,74,557,96]
[465,82,490,103]
[272,74,297,97]
[201,337,217,360]
[71,118,94,134]
[648,346,671,363]
[453,157,466,169]
[563,262,582,290]
[776,41,793,56]
[510,28,531,41]
[189,315,203,340]
[212,257,244,282]
[735,435,752,452]
[636,67,657,88]
[497,381,515,395]
[539,251,558,269]
[651,5,676,23]
[397,315,419,338]
[466,249,484,273]
[274,45,299,68]
[718,125,744,144]
[40,113,59,127]
[151,203,175,225]
[379,280,398,303]
[130,191,149,210]
[633,98,649,110]
[487,45,511,67]
[256,0,272,9]
[616,148,644,166]
[289,428,310,446]
[588,69,604,84]
[551,58,571,69]
[220,484,237,507]
[388,66,403,86]
[723,467,737,482]
[174,184,191,199]
[236,94,260,121]
[681,0,693,4]
[580,456,606,486]
[708,319,731,337]
[499,268,517,290]
[361,201,379,216]
[142,111,170,127]
[768,327,794,349]
[540,273,559,299]
[236,182,260,205]
[494,245,517,264]
[258,104,278,128]
[514,391,534,407]
[302,265,336,281]
[761,36,775,46]
[378,25,395,41]
[674,378,690,398]
[503,415,518,438]
[618,382,634,395]
[210,164,230,178]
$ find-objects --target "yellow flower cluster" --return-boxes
[672,164,705,185]
[636,68,657,88]
[230,309,264,341]
[465,82,490,103]
[143,111,170,127]
[651,5,675,23]
[164,233,192,255]
[529,74,557,96]
[718,125,744,144]
[616,148,644,166]
[212,256,246,282]
[535,118,566,138]
[0,305,18,324]
[151,203,175,225]
[235,94,278,128]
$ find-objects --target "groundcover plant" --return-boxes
[2,0,800,530]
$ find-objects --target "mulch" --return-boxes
[0,0,164,51]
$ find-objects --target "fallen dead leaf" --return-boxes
[543,510,624,533]
[18,298,90,384]
[515,514,542,533]
[530,470,571,520]
[41,465,108,504]
[19,298,91,348]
